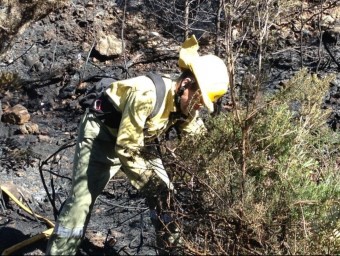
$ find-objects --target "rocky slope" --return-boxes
[0,0,339,255]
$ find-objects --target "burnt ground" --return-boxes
[1,1,340,255]
[0,1,163,255]
[0,109,158,255]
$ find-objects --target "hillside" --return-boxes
[0,0,339,255]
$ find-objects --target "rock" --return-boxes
[1,104,30,125]
[0,0,69,56]
[18,122,40,135]
[38,134,51,142]
[149,31,160,37]
[1,181,32,205]
[58,85,76,99]
[95,31,123,57]
[1,182,23,203]
[320,15,335,28]
[23,55,39,69]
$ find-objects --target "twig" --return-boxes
[0,25,9,31]
[0,43,35,67]
[209,217,228,254]
[49,41,58,73]
[323,38,340,70]
[300,1,304,68]
[316,0,324,73]
[43,169,72,181]
[0,187,7,213]
[299,203,308,239]
[112,208,149,228]
[98,197,148,211]
[81,39,96,81]
[121,0,129,78]
[184,242,206,256]
[293,200,318,205]
[18,191,43,228]
[129,213,144,252]
[40,139,76,166]
[171,164,226,205]
[39,139,76,220]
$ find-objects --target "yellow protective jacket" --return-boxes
[103,74,205,189]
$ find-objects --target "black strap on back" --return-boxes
[84,73,166,129]
[146,72,166,119]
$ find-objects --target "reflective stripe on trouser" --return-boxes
[46,112,121,255]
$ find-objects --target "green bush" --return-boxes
[166,69,340,255]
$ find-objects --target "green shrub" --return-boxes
[166,69,340,255]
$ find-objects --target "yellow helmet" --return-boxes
[178,36,229,113]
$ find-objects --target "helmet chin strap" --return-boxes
[171,84,190,131]
[175,84,187,114]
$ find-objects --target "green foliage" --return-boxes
[0,71,18,85]
[0,71,20,93]
[168,69,340,254]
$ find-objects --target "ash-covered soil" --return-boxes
[0,1,162,254]
[0,0,340,255]
[0,96,158,255]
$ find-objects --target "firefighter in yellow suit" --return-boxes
[46,35,229,255]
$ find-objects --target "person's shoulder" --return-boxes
[122,76,159,104]
[118,75,154,91]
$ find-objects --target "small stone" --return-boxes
[19,122,39,135]
[1,104,30,125]
[95,31,123,57]
[38,135,51,142]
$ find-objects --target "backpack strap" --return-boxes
[146,72,166,119]
[82,73,166,129]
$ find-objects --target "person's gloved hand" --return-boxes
[151,158,175,191]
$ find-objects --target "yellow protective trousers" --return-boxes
[46,112,121,255]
